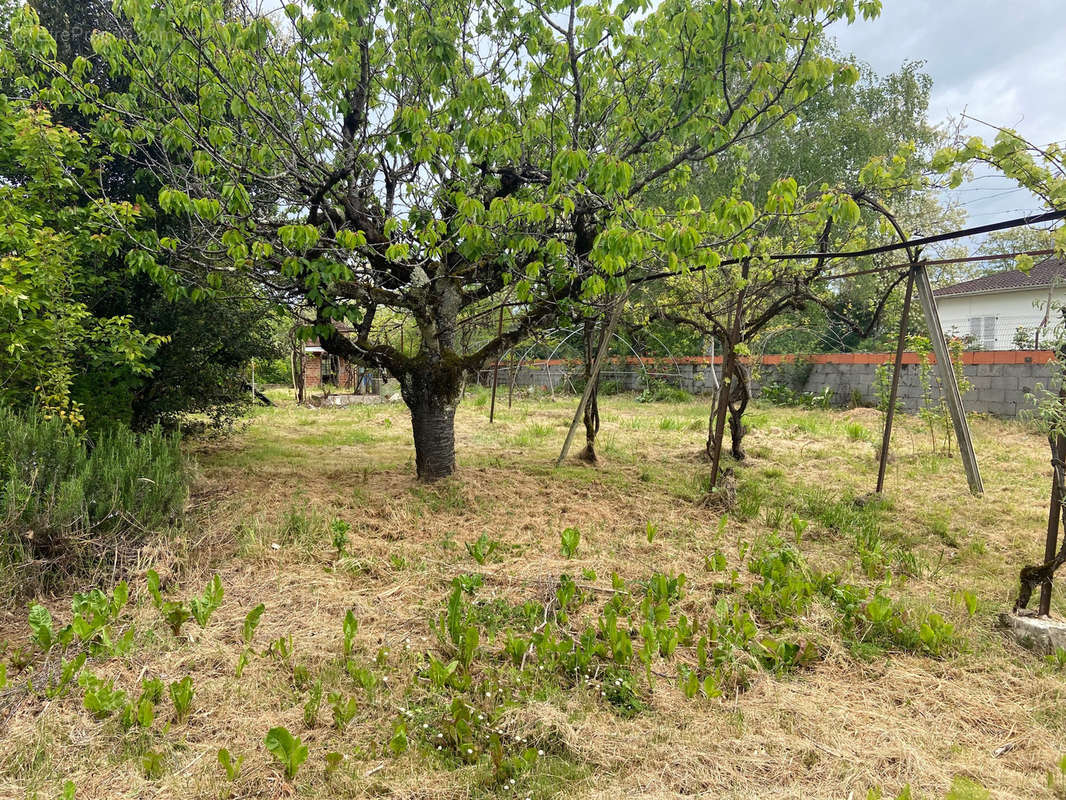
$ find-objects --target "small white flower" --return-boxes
[466,748,473,755]
[537,749,544,756]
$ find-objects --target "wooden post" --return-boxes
[556,297,626,467]
[913,262,984,495]
[876,268,915,494]
[289,344,300,403]
[489,304,504,423]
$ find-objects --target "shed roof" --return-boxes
[934,256,1066,297]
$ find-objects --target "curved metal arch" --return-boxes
[490,323,696,400]
[639,329,689,389]
[540,328,585,399]
[604,329,651,393]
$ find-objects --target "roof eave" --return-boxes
[934,283,1057,299]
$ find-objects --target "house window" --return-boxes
[321,354,340,385]
[968,316,997,350]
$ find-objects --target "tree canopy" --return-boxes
[0,101,161,423]
[3,0,884,477]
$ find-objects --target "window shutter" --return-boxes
[983,317,996,349]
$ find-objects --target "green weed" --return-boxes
[265,726,308,780]
[560,527,580,559]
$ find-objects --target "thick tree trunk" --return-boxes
[400,361,462,482]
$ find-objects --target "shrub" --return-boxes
[0,407,187,594]
[760,383,834,409]
[636,379,691,404]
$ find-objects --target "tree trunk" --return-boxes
[579,318,600,462]
[728,406,745,460]
[580,389,599,462]
[728,362,750,461]
[400,361,461,481]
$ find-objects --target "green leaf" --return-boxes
[265,726,308,780]
[388,722,408,756]
[146,569,162,609]
[243,603,265,644]
[190,574,223,628]
[560,527,580,559]
[111,581,129,616]
[217,747,243,781]
[169,675,194,722]
[343,609,359,656]
[28,604,54,650]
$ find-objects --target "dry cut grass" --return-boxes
[2,387,1066,800]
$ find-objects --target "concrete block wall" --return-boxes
[498,351,1059,418]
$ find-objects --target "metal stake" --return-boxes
[876,268,915,494]
[912,262,984,494]
[489,304,504,423]
[556,296,626,467]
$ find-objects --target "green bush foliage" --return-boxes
[0,407,187,592]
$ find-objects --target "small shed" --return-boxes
[297,340,381,398]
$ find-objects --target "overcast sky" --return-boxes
[830,0,1065,249]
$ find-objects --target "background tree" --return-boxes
[8,0,879,478]
[0,101,161,423]
[652,57,949,352]
[632,54,946,465]
[0,0,284,430]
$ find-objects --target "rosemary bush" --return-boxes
[0,408,187,594]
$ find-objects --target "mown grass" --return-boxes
[1,392,1065,800]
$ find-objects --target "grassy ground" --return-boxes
[3,387,1066,800]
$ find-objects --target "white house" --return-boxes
[933,257,1066,350]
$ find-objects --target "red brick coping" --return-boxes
[501,350,1056,368]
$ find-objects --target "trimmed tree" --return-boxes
[8,0,879,478]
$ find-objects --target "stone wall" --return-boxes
[492,351,1058,418]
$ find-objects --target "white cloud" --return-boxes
[830,1,1065,241]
